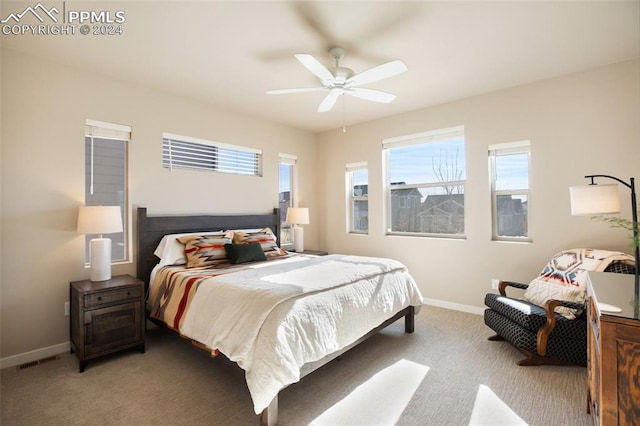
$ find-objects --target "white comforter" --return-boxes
[178,254,423,414]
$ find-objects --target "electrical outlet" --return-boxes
[491,279,500,290]
[64,301,70,316]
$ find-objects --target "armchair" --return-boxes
[484,249,635,366]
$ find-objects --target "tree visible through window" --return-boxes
[383,126,466,236]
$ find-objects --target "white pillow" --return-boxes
[154,231,226,266]
[523,277,585,319]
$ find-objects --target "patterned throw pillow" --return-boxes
[230,227,288,258]
[178,234,232,268]
[523,278,586,319]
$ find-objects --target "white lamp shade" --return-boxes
[569,184,621,216]
[77,206,123,235]
[286,207,310,225]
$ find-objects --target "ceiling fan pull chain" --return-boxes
[342,95,347,133]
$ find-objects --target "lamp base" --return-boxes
[292,226,304,253]
[90,237,112,282]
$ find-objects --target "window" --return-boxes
[383,126,466,237]
[84,119,130,264]
[346,162,368,234]
[489,141,531,241]
[162,133,262,176]
[279,154,297,246]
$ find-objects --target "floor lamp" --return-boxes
[286,207,309,252]
[77,205,123,281]
[570,175,639,318]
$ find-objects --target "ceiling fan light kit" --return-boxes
[267,47,407,113]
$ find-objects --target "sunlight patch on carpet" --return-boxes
[310,359,429,426]
[469,384,528,425]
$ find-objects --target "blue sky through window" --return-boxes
[495,153,529,190]
[389,137,466,185]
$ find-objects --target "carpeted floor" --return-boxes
[1,305,591,425]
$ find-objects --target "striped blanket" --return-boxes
[146,254,424,414]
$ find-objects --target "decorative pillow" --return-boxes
[154,231,225,266]
[230,227,288,258]
[224,243,267,264]
[523,278,586,319]
[523,248,635,319]
[178,234,232,268]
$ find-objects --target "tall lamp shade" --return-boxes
[286,207,309,252]
[77,206,123,281]
[569,184,620,215]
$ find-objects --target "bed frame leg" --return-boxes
[260,395,278,426]
[404,306,415,333]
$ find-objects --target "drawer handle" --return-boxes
[97,296,102,301]
[127,292,130,296]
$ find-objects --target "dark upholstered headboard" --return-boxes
[136,207,281,289]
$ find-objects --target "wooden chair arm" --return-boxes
[537,299,585,356]
[498,280,529,296]
[537,300,560,356]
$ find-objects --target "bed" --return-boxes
[136,207,423,425]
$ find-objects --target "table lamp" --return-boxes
[570,174,638,318]
[286,207,309,252]
[77,205,123,281]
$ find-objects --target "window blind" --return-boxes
[279,153,297,165]
[85,119,131,141]
[382,126,464,149]
[346,161,367,171]
[163,133,262,176]
[488,140,530,156]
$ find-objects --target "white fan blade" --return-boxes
[346,60,407,87]
[347,87,396,103]
[318,91,341,112]
[295,54,335,83]
[267,87,327,95]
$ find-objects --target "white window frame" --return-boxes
[382,126,466,238]
[84,119,131,265]
[489,140,532,242]
[162,132,262,176]
[346,161,368,234]
[279,154,297,247]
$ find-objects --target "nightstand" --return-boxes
[70,274,145,372]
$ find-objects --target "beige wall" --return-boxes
[1,47,638,363]
[0,49,318,360]
[317,59,639,310]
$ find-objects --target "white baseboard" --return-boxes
[423,298,485,316]
[1,299,483,370]
[0,341,70,370]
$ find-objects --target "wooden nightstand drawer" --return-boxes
[84,286,142,308]
[83,301,143,355]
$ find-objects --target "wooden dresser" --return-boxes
[586,272,640,425]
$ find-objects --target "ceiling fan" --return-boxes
[266,47,408,112]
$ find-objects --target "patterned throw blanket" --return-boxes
[523,248,635,318]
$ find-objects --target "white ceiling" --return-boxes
[3,1,639,133]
